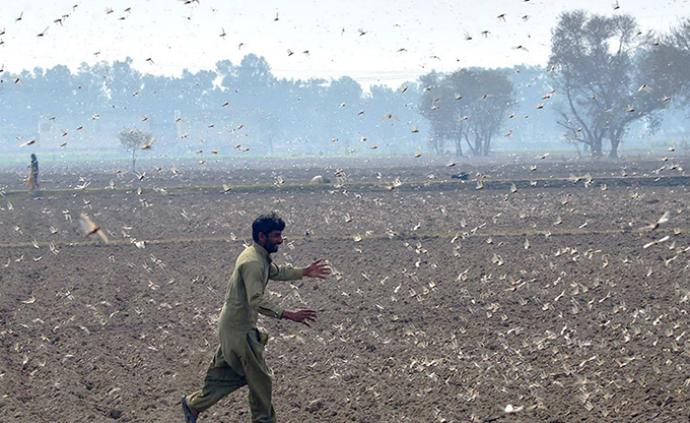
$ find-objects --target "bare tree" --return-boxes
[118,128,153,172]
[420,69,513,157]
[549,11,669,158]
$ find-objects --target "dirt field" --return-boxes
[1,158,689,422]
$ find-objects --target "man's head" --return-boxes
[252,212,285,253]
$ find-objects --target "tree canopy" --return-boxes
[419,69,514,157]
[548,11,673,158]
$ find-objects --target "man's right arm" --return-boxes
[282,309,317,326]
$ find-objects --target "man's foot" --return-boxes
[181,396,198,423]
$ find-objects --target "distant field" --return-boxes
[2,138,687,172]
[1,160,689,422]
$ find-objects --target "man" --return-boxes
[28,154,39,190]
[182,212,330,423]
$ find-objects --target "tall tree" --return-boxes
[641,19,690,108]
[462,70,514,156]
[419,72,452,155]
[420,69,513,157]
[549,11,669,158]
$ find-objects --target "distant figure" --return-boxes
[28,154,39,190]
[181,212,331,423]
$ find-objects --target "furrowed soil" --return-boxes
[1,157,689,422]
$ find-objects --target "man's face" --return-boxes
[259,230,283,253]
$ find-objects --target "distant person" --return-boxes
[27,154,39,190]
[182,212,331,423]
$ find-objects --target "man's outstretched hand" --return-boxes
[282,309,317,327]
[303,259,331,279]
[283,261,328,327]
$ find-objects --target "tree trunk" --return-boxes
[590,138,603,158]
[608,141,620,159]
[482,137,491,156]
[608,129,621,159]
[573,142,582,158]
[464,133,477,156]
[132,148,136,172]
[454,137,463,158]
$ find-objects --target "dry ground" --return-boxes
[1,158,690,422]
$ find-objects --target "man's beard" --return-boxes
[265,242,279,253]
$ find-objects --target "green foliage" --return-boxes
[118,128,153,172]
[118,128,153,150]
[647,19,690,107]
[419,69,514,157]
[549,10,673,158]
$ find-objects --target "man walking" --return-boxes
[182,212,330,422]
[28,154,39,190]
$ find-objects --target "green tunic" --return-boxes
[219,241,303,333]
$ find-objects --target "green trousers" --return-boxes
[187,329,275,423]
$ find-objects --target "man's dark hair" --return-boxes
[252,212,285,242]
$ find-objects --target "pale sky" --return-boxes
[0,0,687,86]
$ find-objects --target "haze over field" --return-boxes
[1,0,689,170]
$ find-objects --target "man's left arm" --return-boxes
[269,259,331,281]
[271,259,332,327]
[268,262,303,281]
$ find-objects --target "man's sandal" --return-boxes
[181,396,198,423]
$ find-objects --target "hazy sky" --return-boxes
[0,0,687,86]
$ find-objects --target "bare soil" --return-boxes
[1,157,689,422]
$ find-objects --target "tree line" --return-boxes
[420,12,690,159]
[1,11,689,161]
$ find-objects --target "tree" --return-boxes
[667,19,690,106]
[419,72,452,155]
[641,19,690,109]
[549,11,669,158]
[420,69,513,157]
[119,128,153,172]
[463,71,514,156]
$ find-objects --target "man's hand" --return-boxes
[282,309,317,327]
[302,259,331,279]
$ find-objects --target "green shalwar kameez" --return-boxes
[186,242,303,422]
